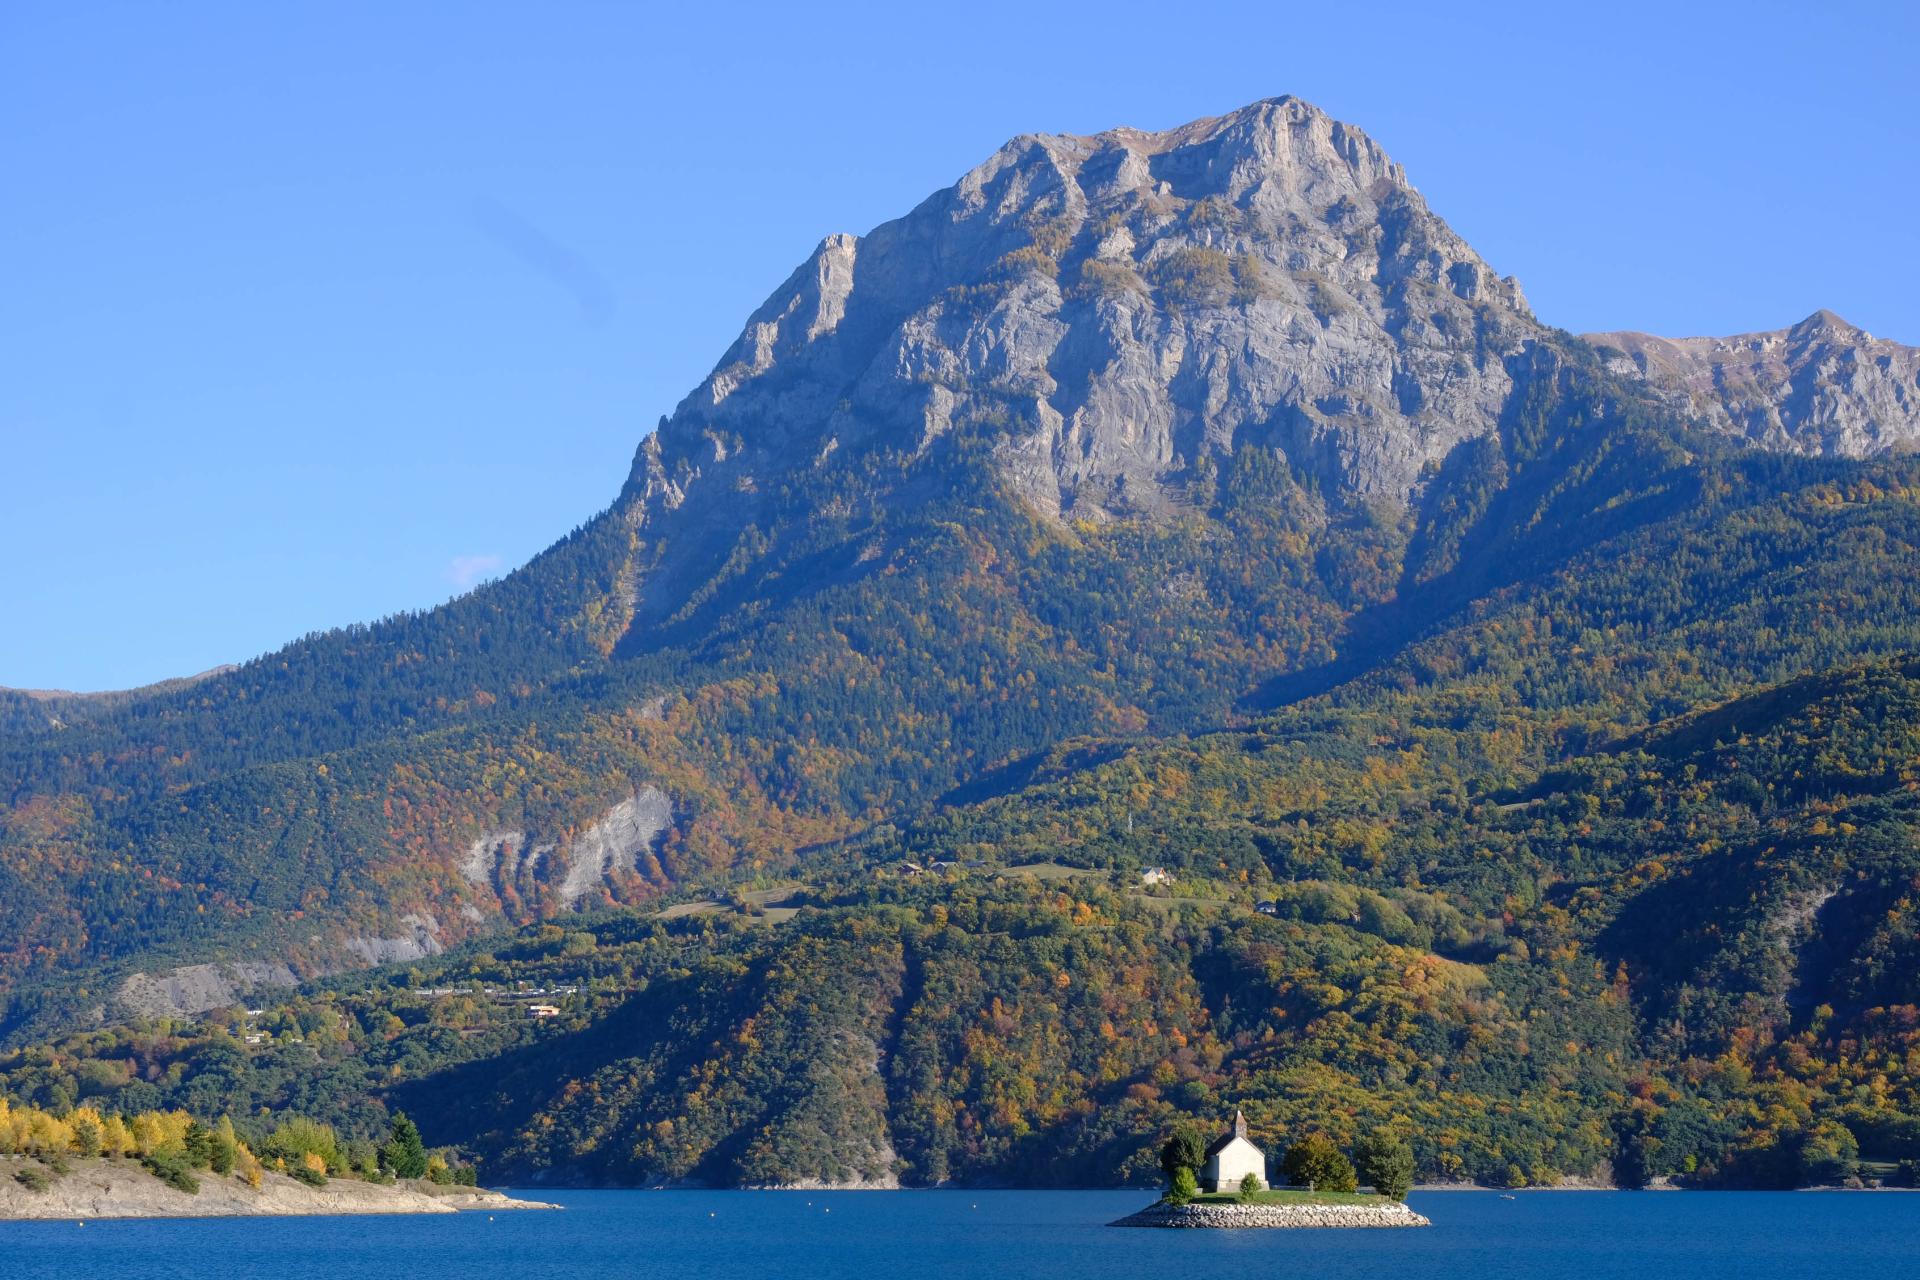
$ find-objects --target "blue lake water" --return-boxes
[4,1189,1917,1279]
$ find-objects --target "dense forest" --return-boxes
[11,619,1920,1187]
[2,819,1915,1191]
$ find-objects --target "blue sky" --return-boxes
[4,1,1915,691]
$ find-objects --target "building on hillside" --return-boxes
[526,1003,561,1018]
[1141,867,1172,886]
[1201,1110,1267,1192]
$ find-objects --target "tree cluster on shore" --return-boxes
[0,1096,471,1196]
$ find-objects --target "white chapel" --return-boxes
[1201,1110,1267,1191]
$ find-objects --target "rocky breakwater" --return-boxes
[1111,1199,1430,1228]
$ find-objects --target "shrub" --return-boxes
[1297,271,1354,324]
[1166,1166,1198,1206]
[14,1167,49,1193]
[1076,259,1146,300]
[141,1153,201,1195]
[991,246,1059,282]
[1238,1172,1261,1202]
[1151,247,1235,308]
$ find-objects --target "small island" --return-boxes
[1112,1112,1430,1229]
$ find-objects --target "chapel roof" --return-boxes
[1203,1109,1254,1157]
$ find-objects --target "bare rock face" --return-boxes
[618,96,1541,613]
[116,961,299,1020]
[453,787,677,912]
[341,913,445,967]
[616,96,1920,631]
[1587,311,1920,457]
[559,786,675,906]
[460,828,554,890]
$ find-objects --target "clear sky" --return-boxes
[4,1,1915,691]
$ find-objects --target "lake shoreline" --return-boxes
[0,1156,559,1220]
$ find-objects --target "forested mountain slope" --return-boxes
[5,97,1920,1188]
[0,97,1585,1008]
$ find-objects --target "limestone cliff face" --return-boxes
[618,98,1920,612]
[668,96,1538,505]
[1588,311,1920,457]
[458,785,676,912]
[614,96,1548,627]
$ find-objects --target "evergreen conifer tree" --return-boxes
[383,1112,429,1179]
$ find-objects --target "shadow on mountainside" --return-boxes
[1247,344,1713,714]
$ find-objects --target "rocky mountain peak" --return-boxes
[1588,310,1920,458]
[1793,307,1857,338]
[616,98,1920,639]
[627,96,1540,533]
[990,95,1414,217]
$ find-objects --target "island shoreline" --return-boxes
[1111,1200,1431,1229]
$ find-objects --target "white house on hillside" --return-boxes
[1201,1110,1267,1191]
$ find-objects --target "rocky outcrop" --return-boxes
[1587,311,1920,457]
[1111,1199,1430,1228]
[610,97,1920,639]
[115,920,454,1021]
[341,913,445,966]
[560,786,675,906]
[0,1157,559,1219]
[454,786,677,911]
[612,97,1545,628]
[116,961,298,1020]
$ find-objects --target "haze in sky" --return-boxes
[4,0,1915,690]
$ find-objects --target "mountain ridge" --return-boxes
[627,95,1538,529]
[6,95,1920,1193]
[1588,308,1920,456]
[4,94,1920,1055]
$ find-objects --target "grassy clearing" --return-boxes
[655,900,722,920]
[739,883,807,906]
[656,884,810,924]
[997,861,1100,881]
